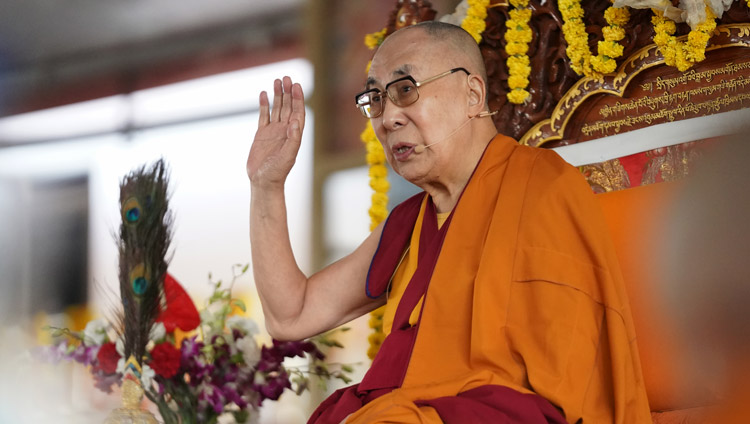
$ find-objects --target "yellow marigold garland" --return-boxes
[362,29,391,360]
[505,0,532,104]
[462,0,490,43]
[362,122,390,230]
[651,7,717,72]
[365,28,387,50]
[560,0,630,77]
[363,120,389,360]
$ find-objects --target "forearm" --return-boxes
[249,183,308,334]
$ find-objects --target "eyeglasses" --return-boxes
[355,67,470,119]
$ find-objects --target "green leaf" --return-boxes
[50,328,67,338]
[241,264,249,274]
[318,339,344,348]
[233,410,249,423]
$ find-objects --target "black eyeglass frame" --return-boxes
[354,67,470,119]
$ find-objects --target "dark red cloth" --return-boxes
[417,385,566,424]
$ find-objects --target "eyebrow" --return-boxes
[365,64,414,89]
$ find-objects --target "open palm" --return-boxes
[247,76,306,188]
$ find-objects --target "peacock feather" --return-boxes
[117,158,172,368]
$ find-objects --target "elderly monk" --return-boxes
[246,21,651,424]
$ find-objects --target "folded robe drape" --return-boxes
[309,134,651,424]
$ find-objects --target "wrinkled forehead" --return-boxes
[365,30,440,88]
[365,63,417,89]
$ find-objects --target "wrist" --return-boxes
[249,177,285,193]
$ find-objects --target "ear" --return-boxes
[466,74,486,117]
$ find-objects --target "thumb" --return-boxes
[287,120,300,140]
[282,119,302,156]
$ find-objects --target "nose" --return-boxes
[380,97,406,131]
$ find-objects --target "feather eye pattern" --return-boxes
[118,158,172,367]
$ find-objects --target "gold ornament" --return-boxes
[103,379,158,424]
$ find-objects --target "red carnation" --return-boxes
[149,342,181,378]
[96,342,120,374]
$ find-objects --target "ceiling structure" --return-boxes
[0,0,305,116]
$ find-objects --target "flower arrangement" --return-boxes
[652,6,717,72]
[505,0,533,104]
[560,0,630,77]
[36,266,352,423]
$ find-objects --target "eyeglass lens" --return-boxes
[356,79,419,118]
[387,79,419,107]
[357,91,383,119]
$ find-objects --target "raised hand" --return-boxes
[247,76,306,189]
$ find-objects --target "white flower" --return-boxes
[140,364,155,388]
[116,357,126,374]
[226,316,259,336]
[438,0,468,26]
[149,322,166,343]
[253,372,266,385]
[83,319,109,346]
[235,336,261,368]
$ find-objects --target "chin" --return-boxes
[393,166,427,187]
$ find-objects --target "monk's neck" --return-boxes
[425,136,496,213]
[426,185,463,214]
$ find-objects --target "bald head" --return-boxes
[378,21,488,85]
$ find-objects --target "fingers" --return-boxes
[291,83,306,131]
[258,91,269,127]
[270,79,282,122]
[280,77,294,122]
[266,76,303,126]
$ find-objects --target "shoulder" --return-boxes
[513,144,579,182]
[510,144,590,197]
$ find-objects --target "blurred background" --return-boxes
[0,0,462,422]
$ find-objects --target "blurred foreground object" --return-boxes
[662,131,750,423]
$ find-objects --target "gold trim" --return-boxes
[519,24,750,147]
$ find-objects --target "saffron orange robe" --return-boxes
[309,134,651,423]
